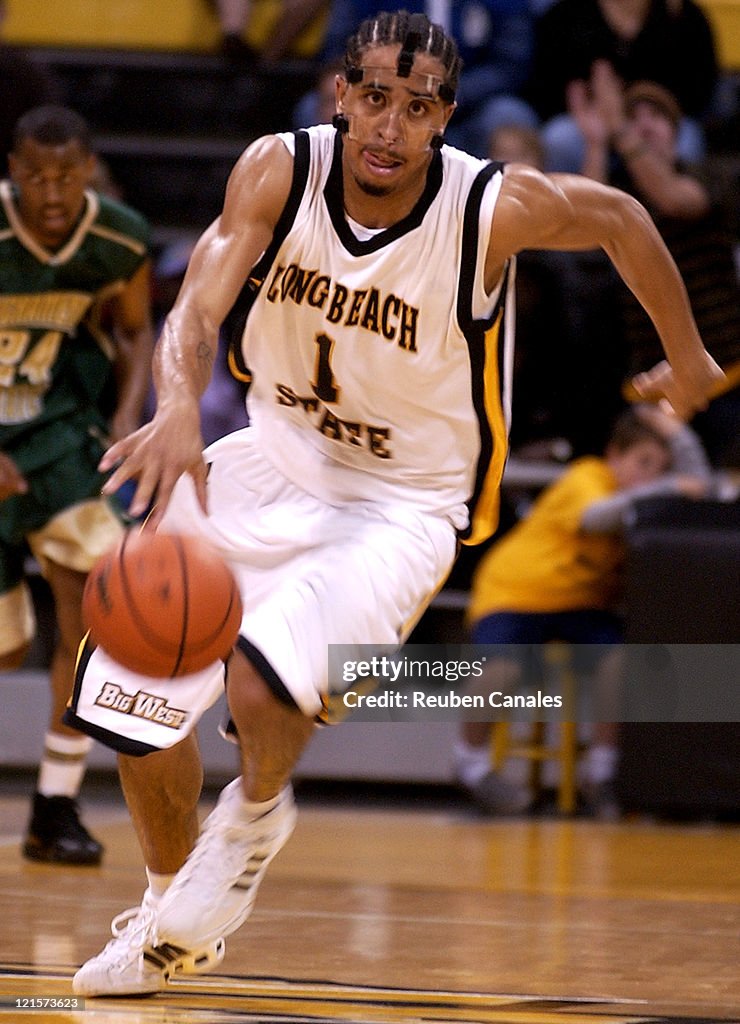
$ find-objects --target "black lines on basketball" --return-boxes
[82,531,243,678]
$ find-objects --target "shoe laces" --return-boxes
[104,897,157,956]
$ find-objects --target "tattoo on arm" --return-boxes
[196,341,214,371]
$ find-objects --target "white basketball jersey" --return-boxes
[230,124,515,545]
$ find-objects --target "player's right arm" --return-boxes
[100,134,295,525]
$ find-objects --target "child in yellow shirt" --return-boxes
[456,405,710,817]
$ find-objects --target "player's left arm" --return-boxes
[486,165,725,420]
[108,259,156,442]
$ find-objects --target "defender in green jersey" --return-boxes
[0,105,154,864]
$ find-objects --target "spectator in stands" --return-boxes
[455,405,711,818]
[569,67,740,466]
[430,0,538,158]
[206,0,331,63]
[524,0,720,171]
[488,122,544,168]
[0,0,62,176]
[0,106,155,865]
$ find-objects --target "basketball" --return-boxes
[82,530,243,678]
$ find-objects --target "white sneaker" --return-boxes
[156,779,296,948]
[73,889,225,996]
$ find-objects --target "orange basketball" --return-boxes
[82,530,242,678]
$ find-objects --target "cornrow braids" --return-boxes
[344,9,462,100]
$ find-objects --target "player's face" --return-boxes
[9,137,96,249]
[336,44,455,197]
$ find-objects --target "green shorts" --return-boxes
[0,434,124,653]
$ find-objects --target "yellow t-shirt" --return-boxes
[468,457,625,621]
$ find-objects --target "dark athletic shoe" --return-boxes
[23,793,103,865]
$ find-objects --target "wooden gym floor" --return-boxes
[0,775,738,1024]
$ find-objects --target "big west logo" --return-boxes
[94,682,187,729]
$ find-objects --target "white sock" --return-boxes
[37,732,93,798]
[585,744,619,785]
[145,867,176,900]
[240,792,282,820]
[453,739,491,788]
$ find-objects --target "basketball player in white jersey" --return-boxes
[71,10,723,997]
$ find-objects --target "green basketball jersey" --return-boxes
[0,182,151,473]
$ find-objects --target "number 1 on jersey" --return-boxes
[311,333,341,404]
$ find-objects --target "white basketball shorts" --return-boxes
[167,428,458,715]
[66,427,458,751]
